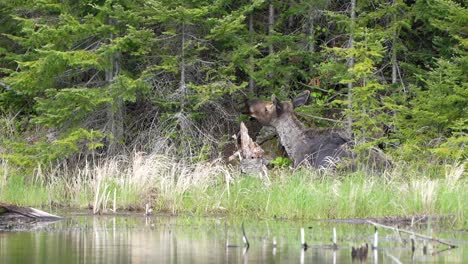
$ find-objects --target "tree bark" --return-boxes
[391,10,397,85]
[306,6,315,53]
[228,122,266,175]
[239,122,264,159]
[106,22,124,155]
[239,122,266,175]
[268,2,275,55]
[347,0,356,137]
[249,6,255,94]
[307,5,316,76]
[180,22,187,101]
[391,2,400,127]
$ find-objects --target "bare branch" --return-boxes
[298,81,330,93]
[367,221,458,248]
[301,113,346,124]
[0,81,12,91]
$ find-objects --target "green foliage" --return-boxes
[0,175,49,207]
[0,0,466,170]
[34,88,111,127]
[3,128,104,167]
[396,57,467,160]
[270,156,292,168]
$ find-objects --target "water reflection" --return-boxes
[0,214,466,263]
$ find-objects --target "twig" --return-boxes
[298,81,330,93]
[242,222,250,250]
[0,81,12,90]
[301,113,346,124]
[367,221,458,248]
[385,252,403,264]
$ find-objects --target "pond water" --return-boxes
[0,213,466,263]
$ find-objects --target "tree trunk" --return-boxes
[237,122,266,175]
[268,2,275,55]
[391,12,397,85]
[180,22,187,102]
[347,0,356,137]
[249,6,255,94]
[106,24,124,155]
[391,2,399,127]
[307,6,316,75]
[306,6,315,53]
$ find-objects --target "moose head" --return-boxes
[247,90,349,168]
[248,90,311,127]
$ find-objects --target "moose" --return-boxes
[248,90,351,168]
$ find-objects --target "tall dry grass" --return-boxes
[0,114,465,225]
[1,144,465,228]
[40,151,234,213]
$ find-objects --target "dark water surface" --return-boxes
[0,213,466,263]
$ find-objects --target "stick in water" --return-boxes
[373,227,378,250]
[242,222,250,250]
[301,228,308,249]
[145,203,152,216]
[332,227,338,249]
[368,221,457,248]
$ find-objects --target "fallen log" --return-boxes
[0,202,63,222]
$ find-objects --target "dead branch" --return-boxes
[228,122,267,175]
[367,221,458,248]
[239,122,264,159]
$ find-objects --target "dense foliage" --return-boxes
[0,0,466,168]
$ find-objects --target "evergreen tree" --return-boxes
[1,0,152,164]
[0,0,465,167]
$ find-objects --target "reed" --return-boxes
[0,148,465,227]
[180,162,466,227]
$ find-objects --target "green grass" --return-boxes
[180,169,466,225]
[0,153,466,228]
[0,174,49,207]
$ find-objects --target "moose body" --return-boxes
[248,91,350,168]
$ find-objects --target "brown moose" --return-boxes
[248,90,350,168]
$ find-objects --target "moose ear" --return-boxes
[292,90,310,108]
[271,94,283,114]
[271,94,280,105]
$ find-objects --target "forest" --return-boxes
[0,0,466,221]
